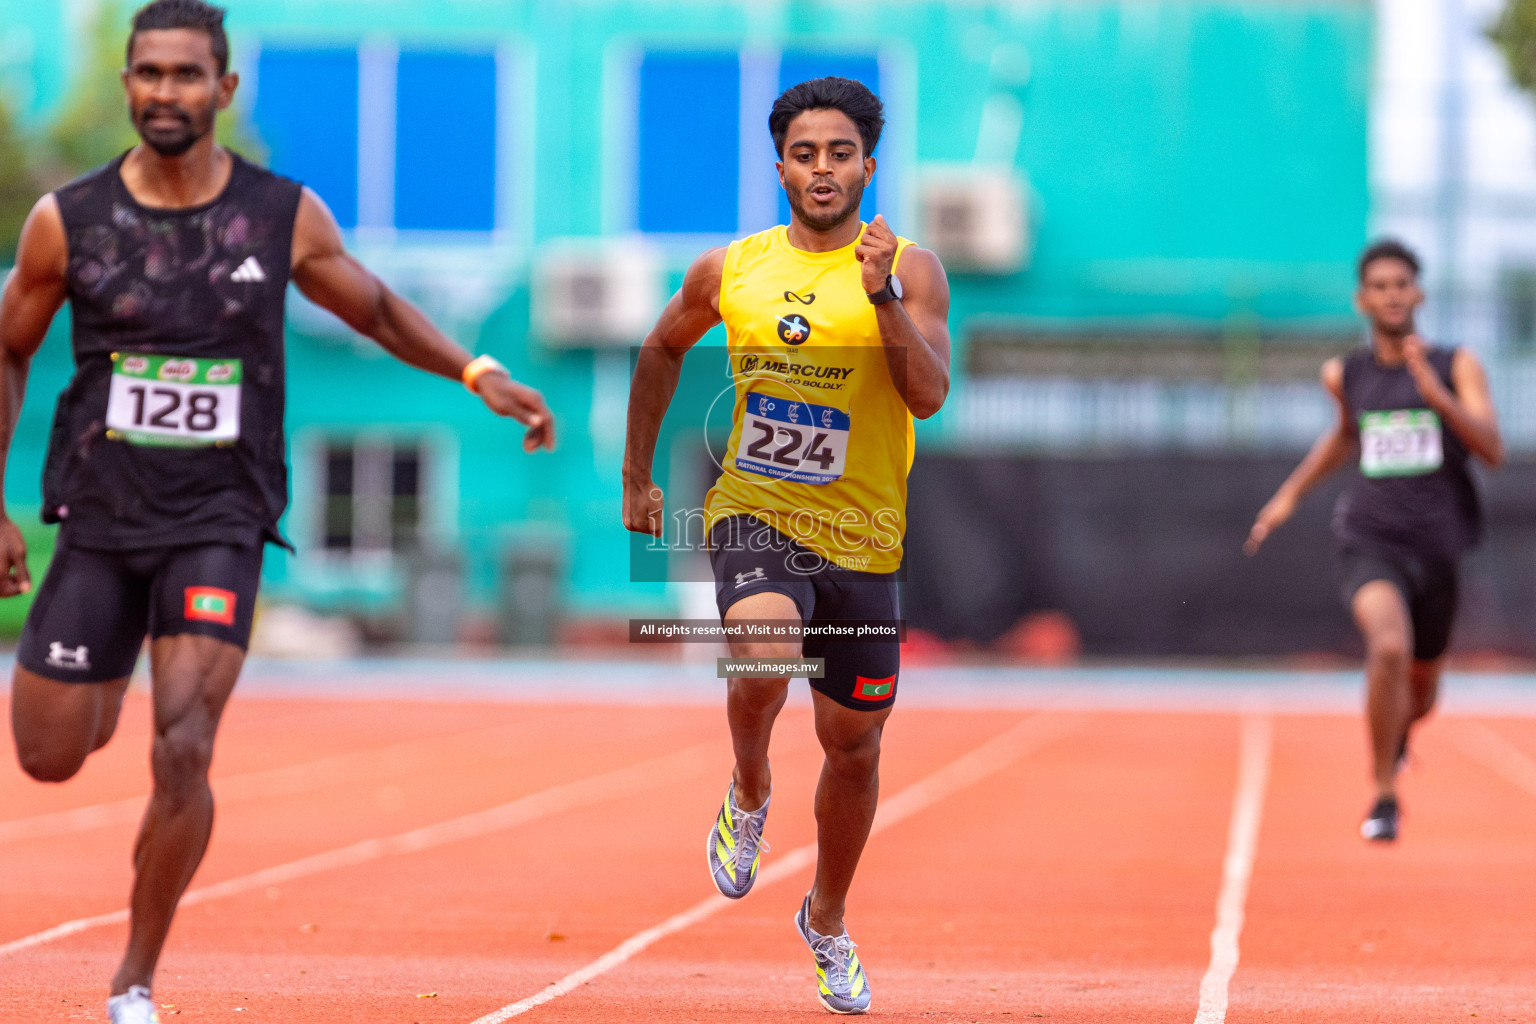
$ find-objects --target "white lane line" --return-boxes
[468,711,1085,1024]
[1193,714,1273,1024]
[1454,720,1536,796]
[0,711,580,845]
[0,741,719,958]
[0,796,148,846]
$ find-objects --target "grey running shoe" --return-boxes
[795,892,872,1014]
[1360,795,1400,842]
[107,986,160,1024]
[706,782,769,899]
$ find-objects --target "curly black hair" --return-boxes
[769,76,884,157]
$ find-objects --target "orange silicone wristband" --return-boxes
[462,354,507,394]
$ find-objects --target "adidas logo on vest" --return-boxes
[230,256,266,283]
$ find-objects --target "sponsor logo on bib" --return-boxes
[159,359,196,382]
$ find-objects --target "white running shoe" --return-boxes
[107,986,160,1024]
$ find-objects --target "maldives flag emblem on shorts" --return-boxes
[185,587,236,626]
[854,675,895,701]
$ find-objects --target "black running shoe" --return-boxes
[1360,795,1400,842]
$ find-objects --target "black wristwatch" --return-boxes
[866,274,903,305]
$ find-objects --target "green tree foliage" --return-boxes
[43,0,265,182]
[0,0,269,262]
[1491,0,1536,96]
[0,98,43,263]
[44,0,138,177]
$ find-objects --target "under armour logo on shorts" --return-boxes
[46,642,90,670]
[735,567,767,587]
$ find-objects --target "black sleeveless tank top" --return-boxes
[1332,345,1482,558]
[44,152,301,550]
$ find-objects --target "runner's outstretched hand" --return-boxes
[854,215,900,293]
[478,373,557,452]
[1244,491,1297,556]
[622,479,665,538]
[0,517,31,597]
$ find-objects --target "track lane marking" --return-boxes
[466,711,1085,1023]
[0,740,721,956]
[1193,714,1273,1024]
[0,709,588,845]
[1454,720,1536,796]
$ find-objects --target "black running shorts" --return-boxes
[1338,545,1459,662]
[709,514,900,711]
[17,533,264,683]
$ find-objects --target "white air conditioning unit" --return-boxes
[915,169,1030,274]
[532,239,664,347]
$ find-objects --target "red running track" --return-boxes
[2,686,1535,1022]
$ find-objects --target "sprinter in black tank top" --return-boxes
[0,5,555,1020]
[1245,240,1503,844]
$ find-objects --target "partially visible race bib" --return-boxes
[734,391,850,485]
[105,354,242,447]
[1360,409,1442,478]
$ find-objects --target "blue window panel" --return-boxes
[638,52,740,234]
[255,48,359,228]
[395,50,499,231]
[776,53,881,225]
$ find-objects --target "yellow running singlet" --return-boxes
[704,223,916,573]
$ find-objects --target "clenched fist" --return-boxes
[622,479,665,538]
[855,215,900,293]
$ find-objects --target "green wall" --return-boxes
[0,0,1370,620]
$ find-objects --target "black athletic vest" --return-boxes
[44,152,301,550]
[1332,345,1482,558]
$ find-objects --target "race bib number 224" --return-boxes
[734,391,850,485]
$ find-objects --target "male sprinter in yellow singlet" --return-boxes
[623,77,950,1014]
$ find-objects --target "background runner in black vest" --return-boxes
[1334,344,1483,560]
[1246,239,1503,845]
[0,4,555,1021]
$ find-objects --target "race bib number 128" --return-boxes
[106,354,242,447]
[734,391,850,485]
[1359,409,1442,478]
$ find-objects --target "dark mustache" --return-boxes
[141,104,192,124]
